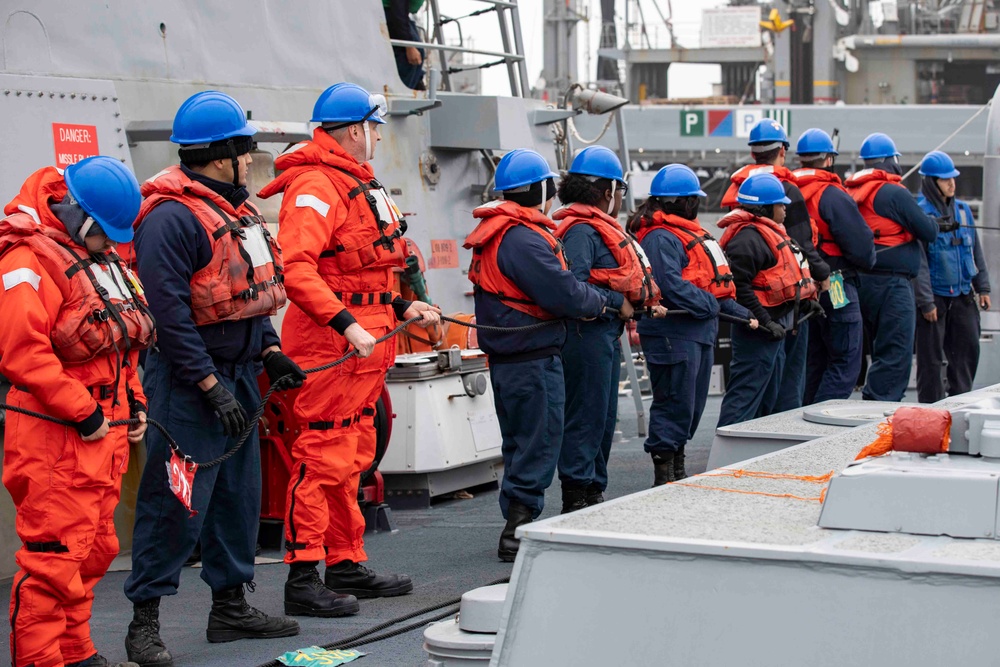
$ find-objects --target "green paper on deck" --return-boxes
[277,647,365,665]
[829,272,849,309]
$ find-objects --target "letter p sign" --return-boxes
[680,110,704,137]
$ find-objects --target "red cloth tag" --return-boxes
[166,450,198,517]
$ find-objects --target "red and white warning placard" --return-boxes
[429,239,459,269]
[52,123,100,168]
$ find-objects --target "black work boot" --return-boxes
[125,599,173,667]
[67,654,139,667]
[651,452,676,487]
[206,585,300,643]
[285,562,360,617]
[560,486,589,514]
[674,445,688,481]
[497,501,533,562]
[324,561,414,599]
[585,483,605,506]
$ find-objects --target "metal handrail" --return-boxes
[460,0,519,7]
[420,0,529,97]
[388,39,524,61]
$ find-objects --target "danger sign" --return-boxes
[52,123,99,168]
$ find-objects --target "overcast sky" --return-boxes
[435,0,730,96]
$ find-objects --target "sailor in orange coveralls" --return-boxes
[258,82,440,616]
[0,157,154,667]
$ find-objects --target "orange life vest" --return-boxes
[718,209,817,307]
[137,165,287,327]
[464,200,567,320]
[844,169,914,247]
[257,133,408,295]
[0,211,154,363]
[312,167,408,275]
[721,164,798,208]
[793,168,847,258]
[723,163,819,248]
[635,211,736,300]
[552,203,660,307]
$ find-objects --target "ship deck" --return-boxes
[489,386,1000,666]
[1,391,714,666]
[541,386,1000,570]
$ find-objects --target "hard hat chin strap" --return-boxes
[227,139,240,188]
[607,180,617,215]
[364,122,373,162]
[540,178,547,209]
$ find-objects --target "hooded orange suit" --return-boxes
[0,167,150,667]
[259,129,407,566]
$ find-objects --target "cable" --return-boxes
[566,113,616,146]
[252,576,510,667]
[0,317,424,469]
[900,101,991,181]
[0,315,563,467]
[440,313,562,333]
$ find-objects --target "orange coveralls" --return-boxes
[0,169,147,667]
[259,129,406,566]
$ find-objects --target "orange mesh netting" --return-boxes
[671,468,835,503]
[855,407,951,461]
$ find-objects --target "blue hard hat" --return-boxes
[859,132,901,159]
[170,91,257,145]
[748,119,789,147]
[64,156,141,244]
[649,164,706,198]
[312,83,387,125]
[568,146,624,181]
[795,128,838,156]
[919,150,960,178]
[494,149,558,191]
[736,173,792,206]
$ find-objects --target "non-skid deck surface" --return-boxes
[540,388,1000,574]
[1,394,721,666]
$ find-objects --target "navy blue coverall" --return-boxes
[913,194,991,401]
[804,184,876,404]
[474,223,606,519]
[125,167,280,603]
[774,181,831,412]
[857,184,938,401]
[637,227,752,454]
[557,224,626,493]
[717,225,796,427]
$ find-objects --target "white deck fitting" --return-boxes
[492,387,1000,667]
[706,399,899,469]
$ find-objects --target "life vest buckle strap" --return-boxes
[319,244,347,258]
[25,541,69,553]
[308,414,363,430]
[334,291,394,306]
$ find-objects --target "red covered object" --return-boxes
[257,378,392,522]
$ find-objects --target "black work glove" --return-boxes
[202,382,248,439]
[263,350,307,391]
[802,299,826,320]
[764,320,786,341]
[936,217,959,233]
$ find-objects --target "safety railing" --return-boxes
[389,0,530,97]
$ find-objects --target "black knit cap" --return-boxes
[502,177,556,208]
[178,135,255,164]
